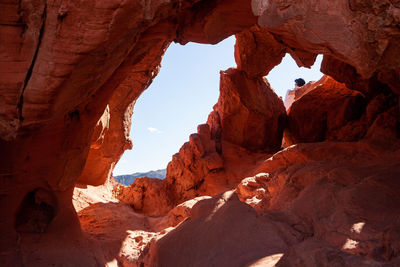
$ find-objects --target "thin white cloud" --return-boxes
[147,127,162,133]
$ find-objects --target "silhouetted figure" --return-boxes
[284,78,306,110]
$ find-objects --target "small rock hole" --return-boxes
[15,188,57,233]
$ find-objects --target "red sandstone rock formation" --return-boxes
[137,137,400,265]
[285,75,399,145]
[254,0,400,93]
[116,77,285,214]
[77,28,170,186]
[165,124,224,200]
[113,123,226,216]
[1,2,179,259]
[1,0,400,265]
[142,190,293,266]
[284,76,366,144]
[284,77,322,110]
[115,25,287,216]
[234,25,286,77]
[210,68,286,152]
[69,136,400,266]
[114,176,173,217]
[158,25,287,208]
[236,141,400,265]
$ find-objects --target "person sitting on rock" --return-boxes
[284,78,306,110]
[294,78,306,88]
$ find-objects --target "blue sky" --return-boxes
[113,36,323,175]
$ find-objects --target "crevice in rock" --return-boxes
[17,3,47,122]
[186,178,204,191]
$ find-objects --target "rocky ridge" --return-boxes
[114,169,166,186]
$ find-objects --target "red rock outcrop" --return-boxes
[115,25,287,216]
[142,190,294,266]
[113,123,226,216]
[285,75,399,145]
[234,25,286,77]
[133,72,285,211]
[284,78,322,110]
[68,135,400,266]
[77,27,171,186]
[0,2,179,259]
[114,176,173,217]
[235,140,400,265]
[69,126,400,267]
[284,76,366,144]
[254,0,400,93]
[164,124,225,201]
[136,137,400,265]
[209,68,286,152]
[117,23,288,210]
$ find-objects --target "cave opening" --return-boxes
[112,37,236,182]
[112,38,323,185]
[267,54,323,100]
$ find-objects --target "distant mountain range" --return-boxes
[114,169,166,186]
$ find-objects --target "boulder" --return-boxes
[285,76,367,145]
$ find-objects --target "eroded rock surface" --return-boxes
[69,137,400,266]
[285,75,399,145]
[284,77,323,110]
[285,76,366,144]
[254,0,400,91]
[237,141,400,265]
[126,138,400,266]
[211,68,286,152]
[114,176,173,217]
[142,190,293,267]
[116,63,286,216]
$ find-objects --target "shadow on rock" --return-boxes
[144,191,297,267]
[77,201,155,265]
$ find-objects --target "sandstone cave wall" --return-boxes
[1,0,400,263]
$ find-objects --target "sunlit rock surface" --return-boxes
[1,0,399,265]
[116,67,286,216]
[285,76,366,144]
[285,75,399,145]
[283,77,322,110]
[237,141,400,266]
[114,176,173,217]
